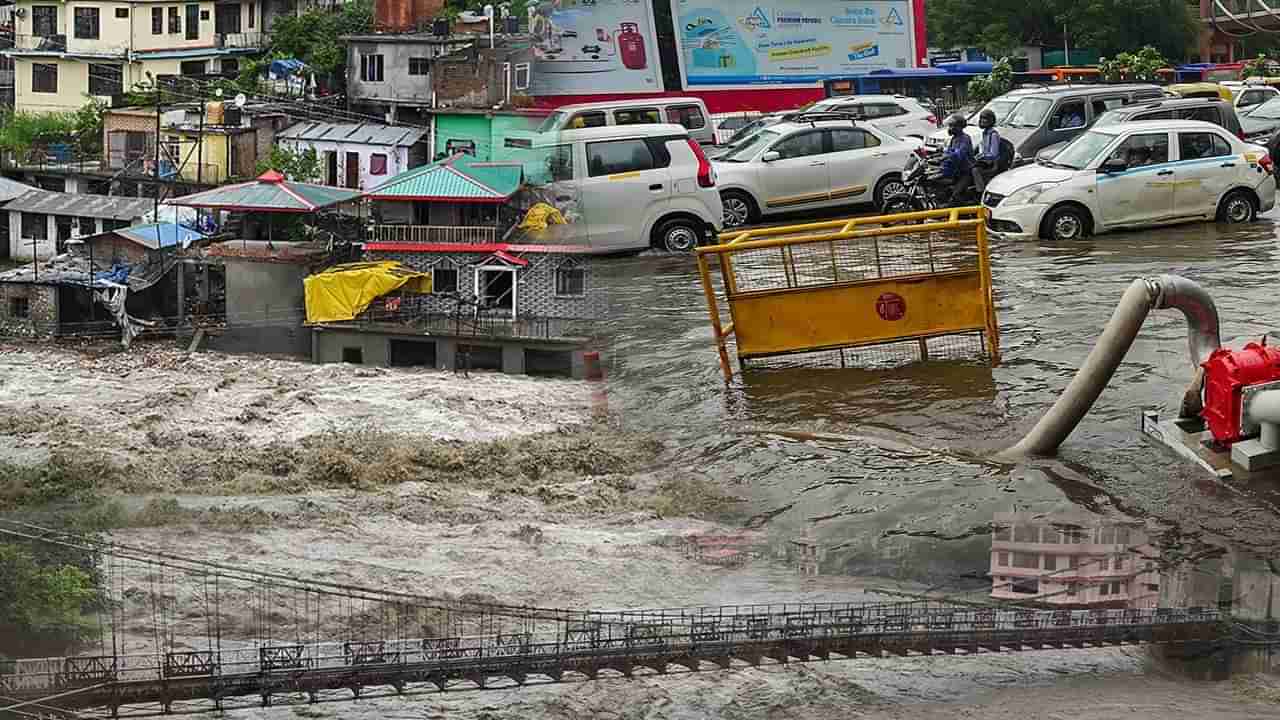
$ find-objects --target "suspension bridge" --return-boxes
[0,523,1247,719]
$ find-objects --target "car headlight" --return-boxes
[1003,182,1058,206]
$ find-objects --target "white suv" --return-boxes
[713,117,920,228]
[808,95,938,139]
[983,119,1275,242]
[525,124,723,252]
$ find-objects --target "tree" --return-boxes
[1242,53,1276,79]
[1097,46,1168,81]
[0,543,98,655]
[256,146,322,182]
[267,0,373,77]
[967,57,1014,104]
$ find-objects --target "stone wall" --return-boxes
[0,282,57,336]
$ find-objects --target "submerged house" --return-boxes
[4,190,154,260]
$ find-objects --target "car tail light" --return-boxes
[688,138,715,188]
[1260,154,1274,173]
[927,114,938,126]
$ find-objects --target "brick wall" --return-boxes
[0,283,57,336]
[433,46,534,108]
[86,235,149,267]
[103,112,157,163]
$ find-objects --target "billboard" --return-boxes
[673,0,919,88]
[529,0,664,95]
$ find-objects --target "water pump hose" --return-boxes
[1001,274,1221,459]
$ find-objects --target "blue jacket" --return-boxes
[941,133,974,178]
[976,127,1000,163]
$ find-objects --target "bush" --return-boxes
[0,543,99,655]
[966,57,1012,105]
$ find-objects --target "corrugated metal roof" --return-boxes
[114,222,207,250]
[368,153,522,201]
[168,171,363,212]
[0,177,35,203]
[2,190,154,221]
[277,121,429,147]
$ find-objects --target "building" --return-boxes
[275,121,430,190]
[366,151,521,245]
[990,511,1161,609]
[430,39,533,110]
[4,188,153,259]
[4,0,269,115]
[342,32,475,123]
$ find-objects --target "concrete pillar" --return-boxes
[1230,550,1280,673]
[501,343,524,375]
[436,338,457,371]
[176,263,185,325]
[199,264,210,302]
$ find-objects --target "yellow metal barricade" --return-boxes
[696,207,1000,382]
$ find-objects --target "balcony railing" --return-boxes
[13,34,65,52]
[13,34,129,56]
[367,225,498,245]
[215,32,269,49]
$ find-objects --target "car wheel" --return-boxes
[1043,205,1089,241]
[720,191,757,228]
[1217,189,1257,224]
[873,174,906,209]
[656,217,701,253]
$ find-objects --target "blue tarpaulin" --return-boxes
[95,265,130,285]
[269,59,308,78]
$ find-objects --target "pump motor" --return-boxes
[1201,340,1280,445]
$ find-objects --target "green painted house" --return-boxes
[366,152,525,245]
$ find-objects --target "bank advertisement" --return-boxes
[529,0,663,95]
[674,0,917,88]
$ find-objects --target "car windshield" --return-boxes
[721,129,780,162]
[536,111,567,133]
[1002,98,1053,128]
[1094,109,1126,125]
[1050,129,1117,169]
[978,98,1021,124]
[1249,98,1280,119]
[726,119,765,145]
[719,116,751,131]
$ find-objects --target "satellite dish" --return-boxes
[214,87,223,98]
[234,93,247,108]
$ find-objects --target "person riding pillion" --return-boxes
[940,113,974,201]
[972,109,1000,193]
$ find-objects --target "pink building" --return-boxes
[990,511,1161,609]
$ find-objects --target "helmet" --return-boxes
[978,109,997,129]
[944,112,967,135]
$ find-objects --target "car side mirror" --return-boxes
[1099,158,1127,174]
[761,151,781,163]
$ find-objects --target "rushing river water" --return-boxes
[597,211,1280,609]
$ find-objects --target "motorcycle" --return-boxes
[879,147,990,215]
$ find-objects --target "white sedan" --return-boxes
[983,120,1275,242]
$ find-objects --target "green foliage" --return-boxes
[967,57,1013,104]
[1097,46,1168,81]
[268,0,373,76]
[0,543,98,653]
[256,146,322,182]
[0,110,78,156]
[1242,53,1276,79]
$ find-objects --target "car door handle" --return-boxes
[1220,162,1236,168]
[649,183,663,190]
[1157,170,1174,176]
[808,161,826,167]
[556,195,573,202]
[873,152,888,158]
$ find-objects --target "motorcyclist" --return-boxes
[971,109,1000,193]
[940,112,974,202]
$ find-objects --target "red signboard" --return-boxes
[876,293,906,321]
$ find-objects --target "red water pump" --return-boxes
[1201,340,1280,445]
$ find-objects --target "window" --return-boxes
[514,62,530,90]
[993,525,1011,541]
[88,64,122,96]
[586,138,655,176]
[152,7,163,34]
[1099,582,1111,596]
[360,54,384,82]
[666,105,706,130]
[408,57,429,75]
[997,551,1009,566]
[1091,97,1125,116]
[32,6,57,37]
[1134,110,1175,121]
[555,266,586,296]
[1107,133,1169,168]
[22,212,47,240]
[1067,584,1078,597]
[168,7,180,34]
[248,2,255,28]
[1010,577,1039,595]
[221,58,239,77]
[770,130,824,159]
[370,153,387,175]
[1014,525,1038,543]
[614,107,661,125]
[342,347,364,364]
[432,267,458,294]
[9,297,29,319]
[31,63,57,94]
[567,111,606,129]
[185,4,199,39]
[546,144,574,181]
[1044,555,1059,571]
[1179,132,1231,160]
[1114,555,1126,570]
[1240,90,1269,109]
[76,217,97,236]
[444,138,475,156]
[179,60,206,75]
[829,128,880,151]
[1012,552,1040,569]
[1048,100,1087,131]
[200,10,209,20]
[1067,555,1079,569]
[866,103,907,118]
[115,7,129,18]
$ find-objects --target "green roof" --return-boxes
[367,154,523,202]
[169,171,364,213]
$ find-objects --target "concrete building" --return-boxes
[203,239,332,355]
[342,32,474,124]
[4,0,269,115]
[990,511,1161,609]
[3,188,153,259]
[275,121,429,190]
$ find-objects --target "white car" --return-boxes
[808,95,938,139]
[1224,81,1280,114]
[924,88,1078,150]
[983,120,1275,242]
[713,119,919,228]
[711,111,764,145]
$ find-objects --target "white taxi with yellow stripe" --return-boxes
[982,119,1275,242]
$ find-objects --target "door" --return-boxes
[540,143,586,242]
[345,152,360,188]
[578,137,669,250]
[758,129,829,211]
[1088,96,1127,122]
[824,128,890,204]
[215,3,240,34]
[1096,132,1174,227]
[865,102,911,138]
[1237,88,1274,113]
[1044,98,1089,149]
[185,4,199,40]
[1173,130,1237,217]
[475,267,517,318]
[325,151,338,186]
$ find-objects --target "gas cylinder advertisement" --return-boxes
[674,0,918,88]
[529,0,663,94]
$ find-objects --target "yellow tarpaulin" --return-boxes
[303,261,432,324]
[518,202,566,232]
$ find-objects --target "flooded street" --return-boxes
[599,209,1280,611]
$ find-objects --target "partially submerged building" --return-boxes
[3,189,153,260]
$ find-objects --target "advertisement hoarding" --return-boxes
[673,0,919,89]
[529,0,664,95]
